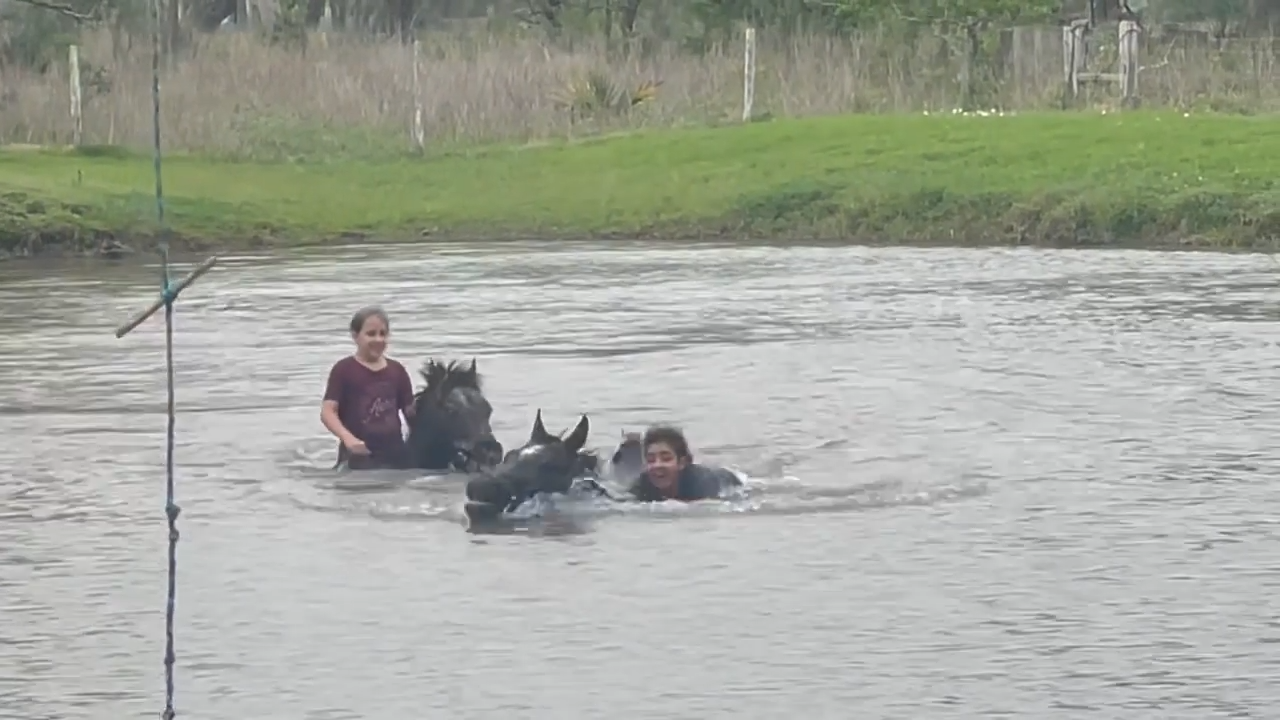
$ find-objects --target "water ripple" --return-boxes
[0,243,1277,719]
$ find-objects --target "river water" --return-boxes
[0,242,1277,719]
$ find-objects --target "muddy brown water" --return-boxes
[1,242,1277,719]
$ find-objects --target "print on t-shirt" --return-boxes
[359,379,401,437]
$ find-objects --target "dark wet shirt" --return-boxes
[627,463,742,502]
[324,356,414,469]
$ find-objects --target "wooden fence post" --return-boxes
[742,27,756,122]
[411,38,424,151]
[69,44,83,146]
[1119,20,1140,107]
[1061,20,1088,104]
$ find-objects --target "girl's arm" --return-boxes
[321,362,359,446]
[321,400,358,446]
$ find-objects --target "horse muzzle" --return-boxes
[463,499,506,525]
[464,474,519,511]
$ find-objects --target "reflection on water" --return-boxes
[1,242,1278,719]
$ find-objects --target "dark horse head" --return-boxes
[464,409,590,521]
[406,358,503,472]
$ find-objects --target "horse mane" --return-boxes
[416,358,482,401]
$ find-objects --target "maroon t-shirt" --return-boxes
[323,356,414,468]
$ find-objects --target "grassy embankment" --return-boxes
[2,110,1279,256]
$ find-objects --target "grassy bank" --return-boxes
[3,110,1280,257]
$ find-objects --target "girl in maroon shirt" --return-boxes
[320,307,416,470]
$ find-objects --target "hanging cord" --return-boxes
[112,6,217,719]
[160,276,180,720]
[148,0,180,717]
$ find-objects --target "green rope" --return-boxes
[149,0,180,717]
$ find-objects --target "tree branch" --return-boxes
[6,0,97,21]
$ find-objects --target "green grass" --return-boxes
[3,110,1280,257]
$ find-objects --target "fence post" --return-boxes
[411,39,425,152]
[69,44,83,146]
[1119,20,1140,107]
[1061,21,1089,104]
[742,27,756,122]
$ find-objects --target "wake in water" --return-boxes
[477,470,991,530]
[278,442,990,533]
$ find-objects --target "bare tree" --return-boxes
[7,0,99,19]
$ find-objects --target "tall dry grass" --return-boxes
[5,24,1280,157]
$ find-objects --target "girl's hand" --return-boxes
[343,437,370,456]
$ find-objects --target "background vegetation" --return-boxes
[5,0,1280,157]
[4,0,1280,256]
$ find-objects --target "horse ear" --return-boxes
[531,409,553,443]
[563,414,590,455]
[469,357,477,373]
